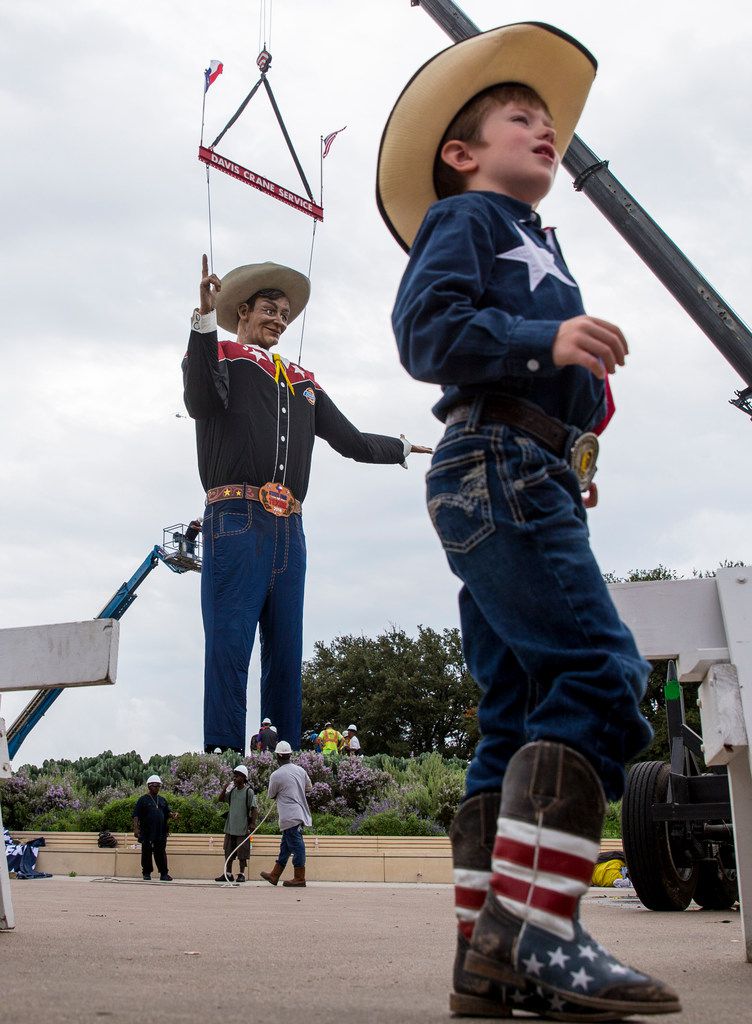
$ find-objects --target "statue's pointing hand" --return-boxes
[199,253,222,315]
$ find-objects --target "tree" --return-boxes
[301,626,479,758]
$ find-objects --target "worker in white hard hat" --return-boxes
[345,724,361,755]
[216,764,258,882]
[260,741,312,887]
[249,717,273,753]
[132,775,176,881]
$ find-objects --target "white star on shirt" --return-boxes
[248,348,268,363]
[496,223,577,292]
[570,967,594,991]
[578,944,598,962]
[522,952,544,977]
[549,994,566,1011]
[547,946,570,969]
[509,989,528,1005]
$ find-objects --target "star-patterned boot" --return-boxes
[450,791,510,1017]
[451,790,628,1022]
[466,741,681,1017]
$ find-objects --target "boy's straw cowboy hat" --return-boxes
[376,22,597,253]
[216,262,311,334]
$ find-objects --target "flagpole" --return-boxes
[319,135,324,209]
[200,74,207,147]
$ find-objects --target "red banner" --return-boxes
[199,146,323,222]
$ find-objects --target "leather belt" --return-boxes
[444,397,598,491]
[206,482,302,516]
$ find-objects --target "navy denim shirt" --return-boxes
[392,191,606,431]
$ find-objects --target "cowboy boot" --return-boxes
[450,791,510,1017]
[283,864,306,887]
[260,861,284,886]
[466,742,681,1017]
[451,791,627,1022]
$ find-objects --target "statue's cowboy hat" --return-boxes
[376,22,597,252]
[215,262,311,334]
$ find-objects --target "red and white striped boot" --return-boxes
[451,791,631,1021]
[466,741,681,1017]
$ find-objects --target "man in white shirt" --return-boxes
[260,740,312,888]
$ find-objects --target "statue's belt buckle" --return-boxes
[259,481,295,517]
[569,432,599,491]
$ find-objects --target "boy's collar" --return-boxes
[473,190,542,227]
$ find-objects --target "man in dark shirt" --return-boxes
[132,775,174,881]
[183,256,430,755]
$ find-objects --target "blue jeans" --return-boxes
[426,419,652,801]
[277,824,306,868]
[201,499,307,752]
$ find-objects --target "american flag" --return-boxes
[322,126,346,158]
[204,60,224,93]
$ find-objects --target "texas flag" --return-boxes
[204,60,223,93]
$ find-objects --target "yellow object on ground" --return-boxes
[592,857,626,887]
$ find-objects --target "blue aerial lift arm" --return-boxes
[7,539,198,760]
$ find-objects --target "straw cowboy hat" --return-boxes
[376,22,597,252]
[215,262,311,334]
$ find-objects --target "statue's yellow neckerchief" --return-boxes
[272,352,295,394]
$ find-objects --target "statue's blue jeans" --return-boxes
[201,498,306,752]
[426,421,652,802]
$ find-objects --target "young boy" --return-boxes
[377,23,680,1019]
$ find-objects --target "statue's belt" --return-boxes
[444,397,598,492]
[205,482,302,516]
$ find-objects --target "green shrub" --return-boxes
[27,809,80,832]
[354,811,443,837]
[100,797,139,833]
[603,801,621,838]
[168,794,226,834]
[77,808,104,832]
[311,813,352,835]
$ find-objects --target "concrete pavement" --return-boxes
[0,877,748,1023]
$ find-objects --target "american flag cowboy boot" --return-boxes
[466,742,681,1017]
[451,790,632,1021]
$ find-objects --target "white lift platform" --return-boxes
[610,568,752,961]
[0,619,119,929]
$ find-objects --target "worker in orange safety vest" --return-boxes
[317,722,342,755]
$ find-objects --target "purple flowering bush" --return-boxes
[166,753,234,800]
[241,751,276,793]
[38,782,81,813]
[1,749,473,835]
[291,751,334,787]
[334,756,390,812]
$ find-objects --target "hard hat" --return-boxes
[262,717,272,725]
[275,741,293,755]
[147,774,162,785]
[347,724,357,732]
[269,725,277,733]
[233,764,249,778]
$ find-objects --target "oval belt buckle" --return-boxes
[259,481,295,517]
[569,432,599,492]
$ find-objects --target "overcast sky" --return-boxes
[2,0,751,768]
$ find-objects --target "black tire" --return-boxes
[693,856,738,910]
[622,760,699,910]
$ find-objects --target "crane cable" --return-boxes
[202,0,320,360]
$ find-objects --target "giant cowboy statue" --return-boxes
[183,256,431,753]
